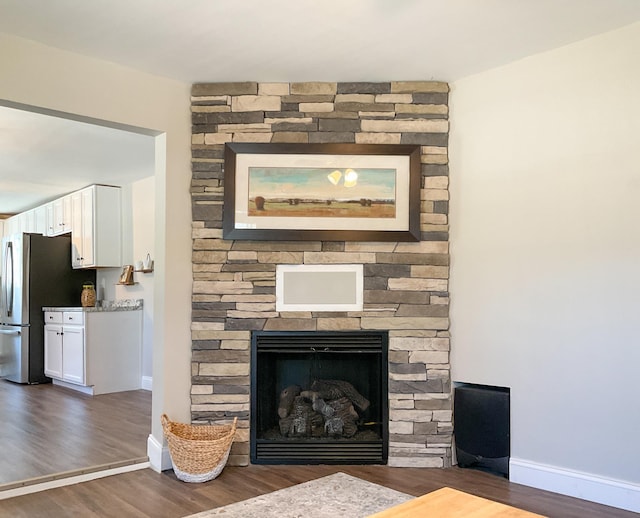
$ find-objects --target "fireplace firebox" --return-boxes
[251,331,388,464]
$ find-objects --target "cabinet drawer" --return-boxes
[63,311,84,325]
[44,312,63,324]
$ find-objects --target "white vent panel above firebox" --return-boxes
[276,264,363,312]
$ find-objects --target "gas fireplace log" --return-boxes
[311,397,335,418]
[278,385,301,418]
[327,396,359,437]
[279,396,324,437]
[310,379,370,412]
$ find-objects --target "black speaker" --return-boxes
[454,384,510,477]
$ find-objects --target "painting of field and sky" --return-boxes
[247,166,397,218]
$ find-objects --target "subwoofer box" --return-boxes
[454,384,510,478]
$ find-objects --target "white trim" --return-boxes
[147,433,172,472]
[510,458,640,513]
[141,376,152,391]
[0,462,149,500]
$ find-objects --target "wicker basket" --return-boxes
[161,414,237,483]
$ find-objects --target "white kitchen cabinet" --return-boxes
[34,205,47,235]
[71,185,121,269]
[50,195,72,236]
[45,202,55,236]
[61,324,85,384]
[22,209,35,232]
[5,214,21,236]
[44,311,84,384]
[44,323,64,379]
[43,308,141,395]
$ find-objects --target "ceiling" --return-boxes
[2,0,640,215]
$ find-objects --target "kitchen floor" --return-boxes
[0,380,151,489]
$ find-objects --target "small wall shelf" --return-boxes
[134,268,154,274]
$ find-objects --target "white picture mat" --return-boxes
[234,153,410,231]
[276,264,364,312]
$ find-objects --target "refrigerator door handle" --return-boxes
[0,328,21,335]
[3,241,14,317]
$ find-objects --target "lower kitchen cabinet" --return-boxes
[43,309,142,395]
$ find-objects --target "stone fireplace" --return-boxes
[251,330,388,464]
[190,80,452,468]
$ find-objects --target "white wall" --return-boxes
[131,176,155,380]
[449,22,640,511]
[0,33,193,470]
[98,176,155,382]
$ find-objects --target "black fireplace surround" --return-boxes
[250,330,389,464]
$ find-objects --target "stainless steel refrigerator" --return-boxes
[0,233,95,383]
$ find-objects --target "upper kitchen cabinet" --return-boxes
[71,185,121,269]
[48,194,73,236]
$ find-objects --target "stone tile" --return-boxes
[199,363,250,376]
[308,132,355,143]
[299,102,334,112]
[336,102,394,112]
[192,82,258,96]
[409,351,449,364]
[376,94,412,104]
[232,132,273,143]
[361,317,449,330]
[316,318,361,330]
[264,318,316,331]
[421,188,449,201]
[335,94,375,103]
[225,318,267,330]
[272,132,309,143]
[388,278,448,291]
[337,82,391,94]
[345,242,396,253]
[395,305,449,317]
[388,421,413,434]
[365,290,429,304]
[304,252,376,263]
[231,95,281,112]
[414,398,451,410]
[258,83,290,95]
[375,252,449,266]
[401,133,448,146]
[290,82,337,95]
[396,104,448,115]
[318,118,361,132]
[362,119,448,133]
[218,123,271,133]
[413,92,449,104]
[424,176,449,189]
[391,81,449,93]
[355,132,401,144]
[390,336,450,351]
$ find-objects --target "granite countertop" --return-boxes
[43,299,143,312]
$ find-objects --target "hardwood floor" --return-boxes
[0,464,635,518]
[0,380,151,488]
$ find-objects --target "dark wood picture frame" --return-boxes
[223,142,421,241]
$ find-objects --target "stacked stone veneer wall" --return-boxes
[190,81,451,468]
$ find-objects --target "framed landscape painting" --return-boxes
[223,143,421,241]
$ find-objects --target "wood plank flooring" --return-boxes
[0,464,635,518]
[0,380,151,488]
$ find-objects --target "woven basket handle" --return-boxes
[160,413,170,430]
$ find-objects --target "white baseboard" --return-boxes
[147,433,173,472]
[510,458,640,513]
[141,376,152,391]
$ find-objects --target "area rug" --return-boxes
[183,472,413,518]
